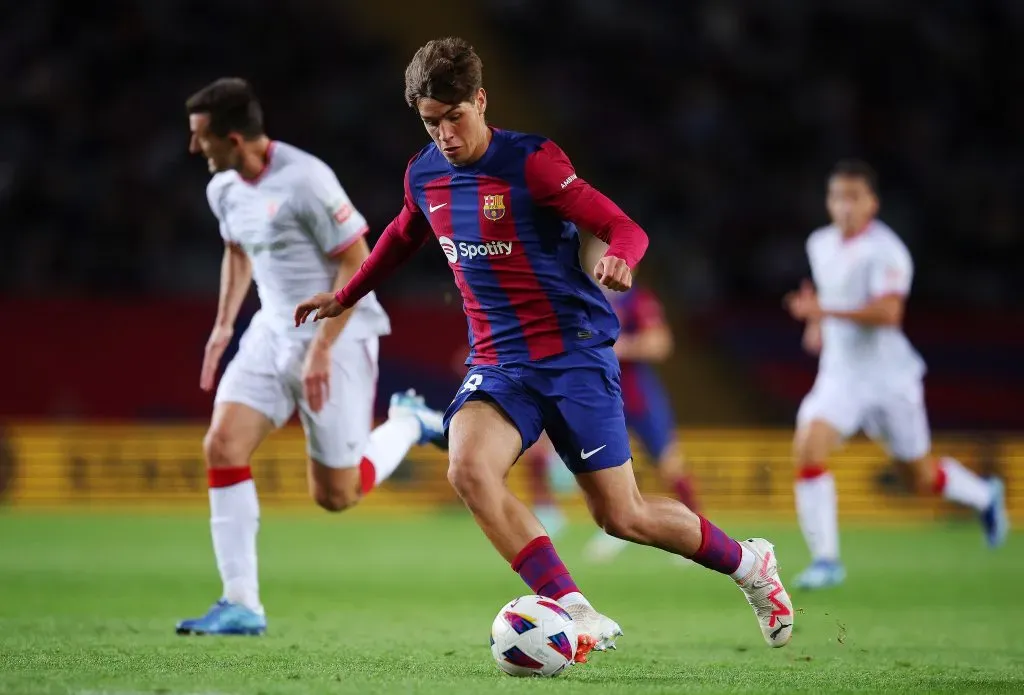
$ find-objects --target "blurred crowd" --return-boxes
[483,0,1024,308]
[0,0,427,299]
[2,0,1021,309]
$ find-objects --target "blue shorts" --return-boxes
[443,346,632,474]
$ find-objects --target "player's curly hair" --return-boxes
[186,77,264,139]
[404,37,483,108]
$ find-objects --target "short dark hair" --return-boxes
[186,78,264,139]
[829,159,879,195]
[404,37,483,109]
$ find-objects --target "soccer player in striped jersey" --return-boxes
[176,78,446,636]
[295,38,794,656]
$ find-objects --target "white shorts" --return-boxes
[796,375,931,461]
[215,319,378,469]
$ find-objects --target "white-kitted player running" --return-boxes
[177,78,446,635]
[784,159,1009,590]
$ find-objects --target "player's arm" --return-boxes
[525,141,648,290]
[295,165,432,325]
[200,245,252,391]
[824,295,904,327]
[614,292,674,363]
[808,244,911,328]
[310,239,371,349]
[786,277,903,328]
[214,242,253,329]
[801,319,822,355]
[299,167,376,349]
[200,185,253,391]
[302,237,373,413]
[333,204,431,309]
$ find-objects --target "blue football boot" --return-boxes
[389,389,447,449]
[980,478,1010,548]
[793,559,846,590]
[175,599,267,636]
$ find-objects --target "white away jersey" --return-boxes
[806,220,925,384]
[206,141,390,339]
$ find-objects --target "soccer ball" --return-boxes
[489,595,577,677]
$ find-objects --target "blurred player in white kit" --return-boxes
[785,160,1009,590]
[176,78,446,634]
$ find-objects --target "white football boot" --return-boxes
[563,603,623,662]
[734,538,794,647]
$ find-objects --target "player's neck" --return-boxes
[463,127,494,166]
[238,137,274,182]
[840,219,873,241]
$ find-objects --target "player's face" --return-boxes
[826,175,878,234]
[188,113,243,174]
[417,89,489,166]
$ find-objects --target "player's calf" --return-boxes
[791,418,843,585]
[585,482,663,547]
[911,454,1009,548]
[308,460,363,512]
[655,444,700,513]
[577,462,794,646]
[793,418,841,466]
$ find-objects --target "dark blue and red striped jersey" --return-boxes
[336,128,649,365]
[609,287,666,352]
[608,286,668,411]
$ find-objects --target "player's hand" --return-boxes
[802,322,823,356]
[784,279,822,322]
[200,324,234,392]
[294,292,345,326]
[594,255,633,292]
[302,342,331,413]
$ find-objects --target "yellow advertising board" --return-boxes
[1,424,1020,521]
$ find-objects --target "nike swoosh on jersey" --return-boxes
[429,202,448,213]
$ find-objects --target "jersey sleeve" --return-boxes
[205,179,232,243]
[868,238,913,298]
[300,163,370,256]
[334,162,432,308]
[524,140,648,268]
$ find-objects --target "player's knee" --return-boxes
[590,499,647,543]
[793,420,834,466]
[446,453,496,503]
[601,507,647,543]
[203,427,246,469]
[312,483,361,513]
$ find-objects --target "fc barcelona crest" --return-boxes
[482,194,506,221]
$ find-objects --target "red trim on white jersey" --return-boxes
[241,140,276,185]
[326,225,370,258]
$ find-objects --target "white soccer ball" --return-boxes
[489,595,577,677]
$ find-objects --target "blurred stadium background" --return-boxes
[1,0,1020,520]
[3,3,1024,694]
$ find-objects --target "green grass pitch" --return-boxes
[1,510,1021,694]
